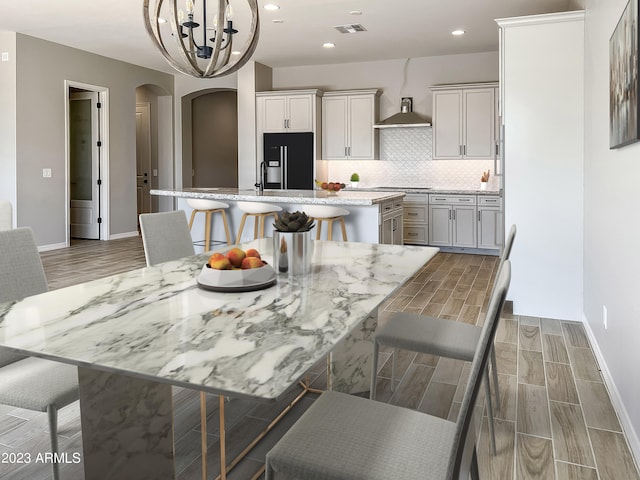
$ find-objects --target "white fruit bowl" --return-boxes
[196,263,277,292]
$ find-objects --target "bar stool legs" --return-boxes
[304,206,350,241]
[235,202,283,244]
[188,208,232,251]
[315,216,348,241]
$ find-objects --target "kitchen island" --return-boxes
[151,188,405,248]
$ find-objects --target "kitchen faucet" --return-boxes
[256,161,266,192]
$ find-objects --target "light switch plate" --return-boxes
[43,168,52,178]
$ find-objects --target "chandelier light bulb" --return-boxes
[186,0,194,14]
[226,4,234,20]
[178,9,185,23]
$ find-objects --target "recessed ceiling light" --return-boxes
[264,3,280,11]
[451,29,465,36]
[323,42,335,49]
[350,10,363,15]
[272,19,284,23]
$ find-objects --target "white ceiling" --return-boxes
[0,0,582,75]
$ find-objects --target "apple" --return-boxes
[209,257,232,270]
[321,182,328,190]
[241,256,264,269]
[245,248,261,259]
[225,247,246,267]
[207,252,225,267]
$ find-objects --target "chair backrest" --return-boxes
[0,200,12,231]
[501,224,517,267]
[139,210,196,267]
[0,227,49,367]
[449,260,511,479]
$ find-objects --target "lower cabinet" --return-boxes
[380,199,403,245]
[428,195,477,248]
[403,194,429,245]
[477,196,503,249]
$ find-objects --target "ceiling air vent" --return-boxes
[333,24,367,34]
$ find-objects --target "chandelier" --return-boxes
[143,0,259,78]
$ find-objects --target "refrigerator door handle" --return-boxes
[283,145,288,189]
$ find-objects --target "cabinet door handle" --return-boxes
[449,210,451,220]
[459,145,463,156]
[453,210,456,220]
[408,212,418,216]
[463,145,467,155]
[345,147,348,157]
[478,211,481,221]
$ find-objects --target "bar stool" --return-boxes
[186,198,233,251]
[236,201,283,244]
[304,205,350,241]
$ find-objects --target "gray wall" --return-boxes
[0,31,17,221]
[583,0,640,451]
[14,34,174,246]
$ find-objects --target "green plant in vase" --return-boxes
[350,173,360,188]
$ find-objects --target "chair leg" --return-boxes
[484,368,497,455]
[236,214,248,245]
[490,345,501,411]
[340,217,348,241]
[204,211,213,252]
[253,215,259,240]
[315,220,322,240]
[219,210,232,245]
[470,446,480,480]
[47,405,60,480]
[188,209,198,231]
[390,348,397,392]
[327,219,334,241]
[259,214,266,239]
[371,340,380,400]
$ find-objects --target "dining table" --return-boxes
[0,238,438,480]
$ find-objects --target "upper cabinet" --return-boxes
[431,83,497,160]
[322,89,381,160]
[257,90,322,133]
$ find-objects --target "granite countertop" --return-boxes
[0,239,438,401]
[151,188,404,206]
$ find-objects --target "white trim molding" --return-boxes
[496,10,585,28]
[109,231,140,240]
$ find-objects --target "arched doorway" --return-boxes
[135,84,173,217]
[181,89,238,188]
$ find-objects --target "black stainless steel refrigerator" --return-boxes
[263,132,314,190]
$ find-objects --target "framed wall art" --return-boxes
[610,0,639,149]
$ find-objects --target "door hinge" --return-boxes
[97,179,102,186]
[96,102,102,109]
[97,217,102,224]
[97,140,102,147]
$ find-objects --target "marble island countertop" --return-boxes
[0,239,438,401]
[151,188,404,206]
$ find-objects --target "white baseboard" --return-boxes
[109,231,139,240]
[582,313,640,468]
[38,242,67,252]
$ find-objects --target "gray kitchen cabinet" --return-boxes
[379,198,403,245]
[431,83,497,160]
[403,194,429,245]
[322,90,381,160]
[477,196,503,249]
[428,194,477,248]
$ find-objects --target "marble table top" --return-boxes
[0,239,438,401]
[151,188,405,206]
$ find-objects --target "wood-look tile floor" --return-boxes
[1,236,638,479]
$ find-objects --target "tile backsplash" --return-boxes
[325,127,500,190]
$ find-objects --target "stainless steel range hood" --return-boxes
[374,97,431,128]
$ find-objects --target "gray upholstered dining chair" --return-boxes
[139,210,196,266]
[0,227,79,480]
[265,261,511,480]
[371,224,516,455]
[0,200,12,231]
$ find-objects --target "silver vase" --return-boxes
[273,231,313,275]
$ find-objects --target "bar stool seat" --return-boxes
[304,205,350,241]
[186,198,232,251]
[236,201,283,244]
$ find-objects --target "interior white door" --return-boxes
[70,91,100,239]
[136,103,152,218]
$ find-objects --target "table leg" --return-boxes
[329,308,378,394]
[78,367,174,480]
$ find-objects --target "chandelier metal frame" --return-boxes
[143,0,259,78]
